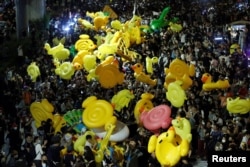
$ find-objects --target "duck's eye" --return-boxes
[159,139,163,143]
[166,133,168,137]
[137,64,140,67]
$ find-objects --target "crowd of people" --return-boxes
[0,0,250,167]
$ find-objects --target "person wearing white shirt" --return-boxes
[34,136,44,167]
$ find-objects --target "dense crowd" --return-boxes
[0,0,250,167]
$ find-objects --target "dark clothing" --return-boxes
[63,153,76,167]
[47,144,64,167]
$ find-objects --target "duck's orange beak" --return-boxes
[201,75,208,83]
[131,65,136,71]
[169,126,174,131]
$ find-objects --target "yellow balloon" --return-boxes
[169,22,183,32]
[227,97,250,114]
[148,127,189,167]
[134,93,154,124]
[53,48,70,61]
[30,99,54,127]
[55,62,75,80]
[146,56,158,74]
[74,131,96,154]
[164,59,194,90]
[172,117,192,142]
[86,68,99,82]
[82,96,116,128]
[111,20,123,30]
[53,114,66,134]
[111,89,135,112]
[27,62,40,82]
[166,80,187,108]
[83,54,97,72]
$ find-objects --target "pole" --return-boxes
[15,0,28,39]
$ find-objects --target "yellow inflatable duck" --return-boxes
[134,93,154,124]
[132,63,157,87]
[93,15,109,31]
[111,89,135,112]
[30,99,66,134]
[75,34,96,51]
[44,42,70,61]
[95,59,124,89]
[72,50,89,70]
[226,97,250,114]
[27,62,40,82]
[148,126,189,167]
[172,117,192,143]
[164,59,195,90]
[77,18,94,29]
[55,61,75,80]
[166,80,187,108]
[201,73,230,91]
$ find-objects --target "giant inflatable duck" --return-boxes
[148,126,189,167]
[201,73,230,91]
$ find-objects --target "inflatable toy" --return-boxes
[169,22,183,32]
[64,109,86,133]
[74,131,96,154]
[53,113,66,134]
[75,34,96,51]
[226,97,250,114]
[172,117,192,142]
[132,63,157,87]
[92,121,129,142]
[55,61,75,80]
[77,18,94,29]
[82,96,119,162]
[116,38,133,61]
[95,61,124,89]
[146,56,159,74]
[111,89,135,112]
[53,48,70,61]
[201,73,230,91]
[44,42,70,61]
[27,62,40,82]
[30,99,54,127]
[111,20,123,30]
[83,54,97,72]
[82,96,117,128]
[140,105,172,134]
[166,80,187,108]
[72,50,89,70]
[95,31,118,59]
[150,6,171,31]
[99,55,116,66]
[30,99,66,133]
[44,42,64,56]
[164,58,195,90]
[148,127,189,167]
[93,14,109,31]
[134,93,154,124]
[87,68,99,82]
[52,36,66,46]
[95,123,115,163]
[230,43,241,54]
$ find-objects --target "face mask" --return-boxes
[222,139,226,143]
